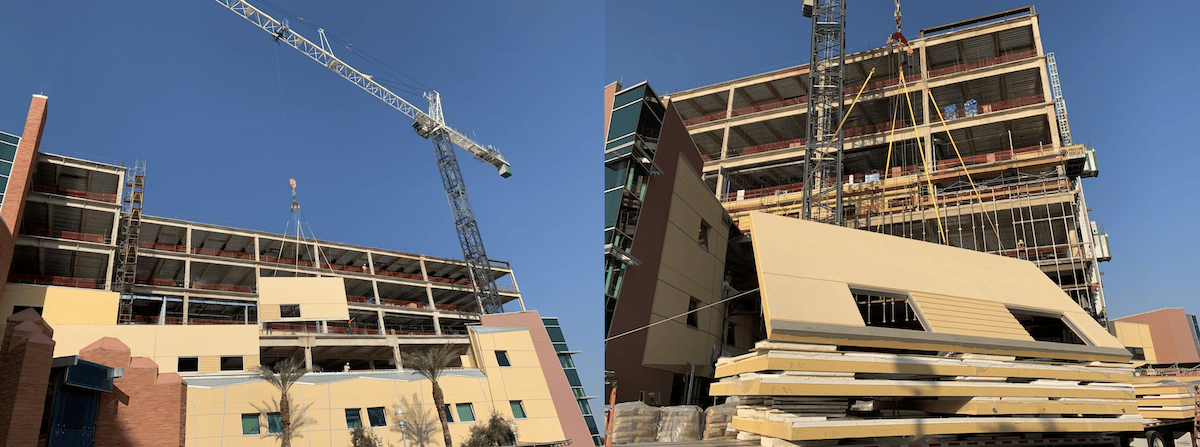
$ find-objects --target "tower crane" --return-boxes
[214,0,512,314]
[800,0,848,225]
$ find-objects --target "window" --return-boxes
[853,289,926,331]
[345,408,363,429]
[1128,347,1146,361]
[510,401,527,419]
[686,298,699,328]
[546,326,566,343]
[557,354,575,368]
[367,407,387,427]
[495,350,511,367]
[565,369,582,387]
[698,219,711,249]
[444,404,454,423]
[578,399,593,416]
[280,304,301,318]
[11,306,42,316]
[177,357,199,373]
[726,322,737,346]
[1009,309,1086,345]
[220,356,243,372]
[241,414,260,435]
[267,413,282,434]
[456,403,475,423]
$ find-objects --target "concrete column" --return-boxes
[377,309,386,334]
[182,293,189,325]
[392,344,403,370]
[304,346,313,372]
[367,252,380,301]
[509,270,526,312]
[184,226,192,289]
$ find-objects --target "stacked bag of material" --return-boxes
[610,401,660,444]
[703,402,738,440]
[656,405,703,442]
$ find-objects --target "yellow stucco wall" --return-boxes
[644,153,729,376]
[1112,321,1158,365]
[187,326,566,447]
[258,277,350,321]
[52,324,261,374]
[0,283,119,332]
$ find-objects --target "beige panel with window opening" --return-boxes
[257,277,349,321]
[747,212,1126,355]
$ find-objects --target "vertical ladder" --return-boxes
[1046,52,1073,146]
[115,161,145,322]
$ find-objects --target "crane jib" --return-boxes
[215,0,512,314]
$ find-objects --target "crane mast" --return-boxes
[214,0,509,314]
[801,0,848,225]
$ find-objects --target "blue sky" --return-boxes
[1,0,602,422]
[606,0,1200,322]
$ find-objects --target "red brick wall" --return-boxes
[0,95,48,298]
[79,337,187,447]
[0,309,55,447]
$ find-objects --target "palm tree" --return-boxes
[258,358,309,447]
[408,343,459,447]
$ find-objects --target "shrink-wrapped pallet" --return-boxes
[703,402,738,439]
[656,405,703,442]
[610,402,660,444]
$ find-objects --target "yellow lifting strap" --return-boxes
[898,69,946,245]
[926,92,1006,250]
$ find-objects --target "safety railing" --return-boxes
[137,242,482,288]
[31,184,119,203]
[927,49,1038,78]
[683,110,729,126]
[29,228,107,244]
[933,95,1044,122]
[193,283,254,293]
[9,273,102,289]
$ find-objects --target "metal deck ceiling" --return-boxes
[926,23,1034,70]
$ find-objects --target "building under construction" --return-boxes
[664,6,1111,321]
[1,94,600,446]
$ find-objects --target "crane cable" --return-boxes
[604,288,761,343]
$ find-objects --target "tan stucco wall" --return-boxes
[1112,321,1158,365]
[188,327,566,447]
[643,152,730,376]
[258,277,349,321]
[52,324,261,374]
[0,283,119,332]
